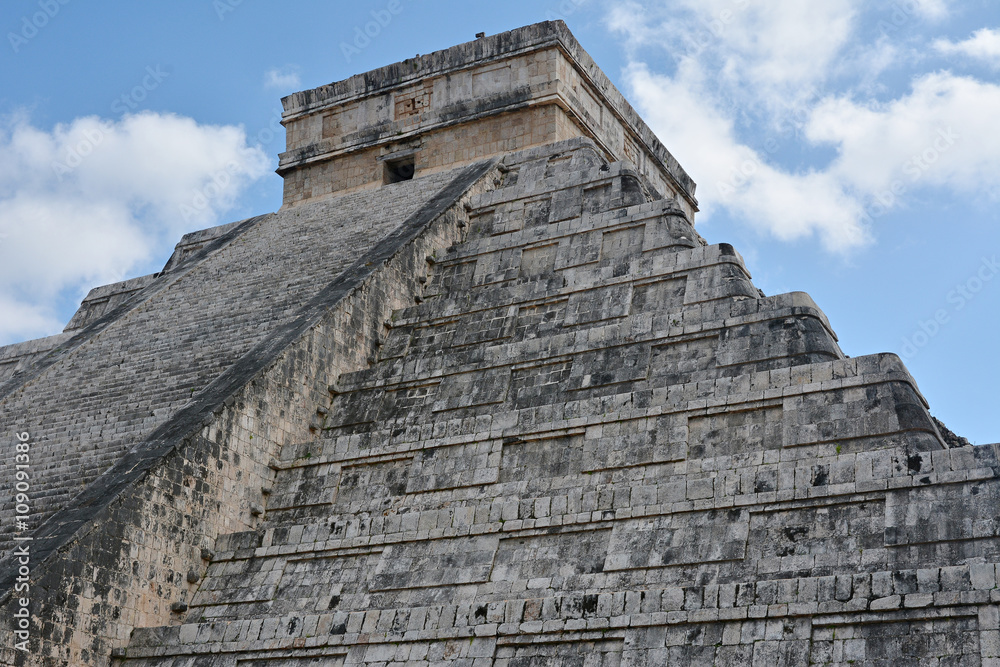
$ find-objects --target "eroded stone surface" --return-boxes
[118,139,997,667]
[1,21,996,667]
[0,162,499,664]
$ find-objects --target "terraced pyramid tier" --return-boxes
[118,139,1000,666]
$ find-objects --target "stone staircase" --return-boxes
[118,140,998,666]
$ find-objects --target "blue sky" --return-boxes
[0,0,996,444]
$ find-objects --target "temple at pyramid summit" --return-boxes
[2,21,999,666]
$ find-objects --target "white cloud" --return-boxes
[0,112,270,345]
[609,0,860,110]
[627,65,1000,251]
[264,67,302,91]
[912,0,951,21]
[833,37,902,92]
[607,0,1000,253]
[933,28,1000,67]
[0,295,63,344]
[606,2,661,47]
[808,72,1000,197]
[626,64,869,251]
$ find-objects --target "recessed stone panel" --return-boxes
[427,259,478,295]
[191,558,285,607]
[601,225,645,265]
[605,510,750,571]
[687,407,783,459]
[566,343,650,391]
[491,529,611,583]
[406,441,500,493]
[268,463,336,511]
[554,229,601,269]
[238,657,346,667]
[452,306,517,347]
[432,366,511,412]
[583,183,613,215]
[514,298,568,340]
[565,284,632,326]
[272,553,376,613]
[583,415,687,471]
[523,197,552,227]
[499,434,586,483]
[886,480,1000,561]
[810,618,981,665]
[519,244,558,278]
[631,277,686,314]
[494,638,623,666]
[369,535,499,591]
[510,361,574,408]
[334,458,413,509]
[745,503,885,573]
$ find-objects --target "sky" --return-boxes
[0,0,996,444]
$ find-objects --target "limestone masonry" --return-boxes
[1,21,998,667]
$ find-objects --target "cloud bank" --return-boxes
[934,28,1000,67]
[606,1,1000,251]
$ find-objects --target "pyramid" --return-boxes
[1,22,998,667]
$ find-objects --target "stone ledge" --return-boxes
[122,581,994,659]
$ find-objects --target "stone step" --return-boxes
[122,564,1000,661]
[336,297,841,404]
[249,438,982,557]
[393,243,754,332]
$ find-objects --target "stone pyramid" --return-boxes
[1,21,998,667]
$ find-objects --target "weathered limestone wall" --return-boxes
[159,221,247,273]
[0,162,501,665]
[0,334,73,384]
[0,167,473,559]
[281,105,579,206]
[278,21,698,218]
[63,274,160,332]
[3,20,994,667]
[115,139,999,666]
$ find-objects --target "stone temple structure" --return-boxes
[1,21,998,666]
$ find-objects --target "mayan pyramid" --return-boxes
[1,21,998,667]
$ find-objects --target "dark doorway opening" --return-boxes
[384,156,416,184]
